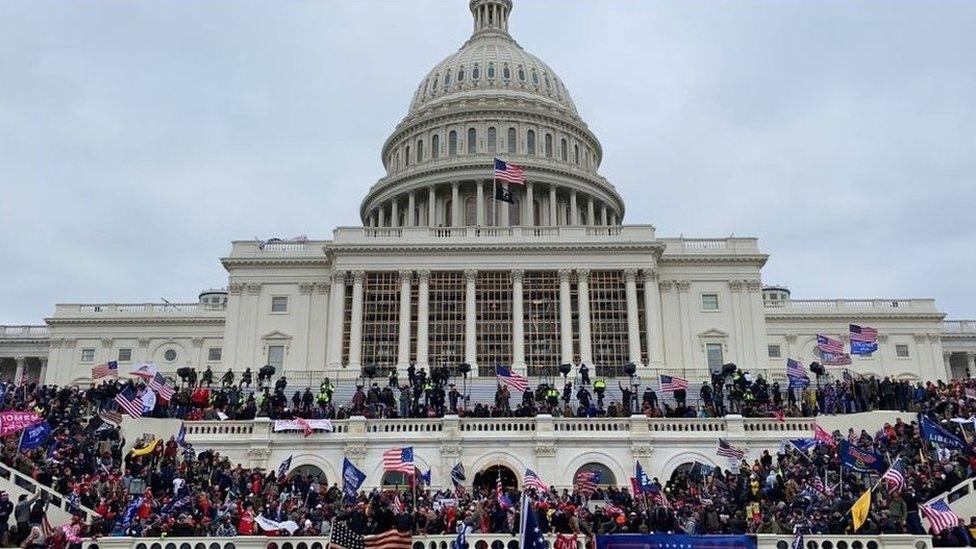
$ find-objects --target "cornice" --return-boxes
[45,317,226,327]
[659,254,769,267]
[220,256,331,269]
[325,241,665,256]
[765,312,945,322]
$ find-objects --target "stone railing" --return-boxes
[0,460,98,523]
[0,325,49,339]
[659,237,762,256]
[228,240,331,257]
[333,225,656,244]
[82,534,932,549]
[51,303,226,317]
[764,298,937,312]
[943,320,976,334]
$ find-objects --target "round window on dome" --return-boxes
[502,64,511,80]
[472,63,480,80]
[457,66,465,82]
[487,63,495,79]
[164,349,177,362]
[517,65,525,81]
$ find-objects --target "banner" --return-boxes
[839,441,886,474]
[597,534,756,549]
[255,515,299,534]
[0,411,42,437]
[433,497,458,511]
[130,439,160,458]
[273,419,334,433]
[919,414,968,450]
[342,457,366,500]
[19,421,51,450]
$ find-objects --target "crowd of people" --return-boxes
[1,372,976,546]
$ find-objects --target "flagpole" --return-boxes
[493,172,498,228]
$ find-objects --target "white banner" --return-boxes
[255,515,299,534]
[273,419,334,433]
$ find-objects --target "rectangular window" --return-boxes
[81,348,95,362]
[767,344,781,358]
[118,348,132,362]
[524,271,560,377]
[706,343,724,373]
[476,271,512,376]
[589,271,629,377]
[208,347,222,362]
[429,272,465,371]
[361,272,401,375]
[701,294,719,311]
[896,344,910,358]
[271,296,288,313]
[267,345,285,368]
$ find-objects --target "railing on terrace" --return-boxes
[0,461,98,523]
[764,299,937,312]
[333,225,656,244]
[943,320,976,334]
[52,303,227,316]
[0,325,49,338]
[658,237,761,255]
[81,534,933,549]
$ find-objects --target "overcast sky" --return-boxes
[1,0,974,324]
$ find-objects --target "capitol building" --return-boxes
[2,0,976,492]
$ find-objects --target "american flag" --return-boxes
[366,529,412,549]
[130,361,156,379]
[391,494,406,514]
[99,409,123,425]
[92,361,119,380]
[646,484,670,508]
[382,447,414,474]
[811,474,834,497]
[786,359,808,379]
[114,386,143,418]
[659,374,688,393]
[493,158,525,185]
[850,324,878,343]
[920,499,961,534]
[882,459,907,492]
[496,365,528,392]
[328,522,363,549]
[575,469,601,497]
[817,335,852,365]
[813,423,835,445]
[717,438,745,460]
[524,468,547,491]
[148,372,174,402]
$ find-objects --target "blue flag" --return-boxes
[451,462,466,487]
[520,494,546,549]
[839,441,886,474]
[919,414,968,451]
[635,461,653,493]
[421,469,432,486]
[598,534,756,549]
[787,439,818,454]
[342,458,366,501]
[121,496,143,526]
[277,455,293,478]
[19,421,51,450]
[160,489,192,517]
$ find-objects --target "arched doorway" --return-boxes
[381,467,421,488]
[473,465,518,491]
[292,464,327,483]
[573,463,616,487]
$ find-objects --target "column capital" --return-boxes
[676,280,691,292]
[228,282,245,295]
[351,270,366,284]
[576,268,590,280]
[746,280,763,293]
[464,269,478,281]
[558,268,573,282]
[658,279,674,292]
[245,282,262,295]
[314,281,331,294]
[299,282,315,295]
[13,355,26,365]
[944,351,954,361]
[728,279,745,293]
[512,269,524,283]
[623,268,639,281]
[398,269,413,282]
[642,268,657,283]
[451,180,460,189]
[38,356,48,366]
[416,269,431,282]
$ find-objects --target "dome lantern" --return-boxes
[470,0,512,36]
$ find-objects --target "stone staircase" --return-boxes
[0,461,98,528]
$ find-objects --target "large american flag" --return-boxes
[92,361,119,380]
[148,372,175,402]
[716,438,745,460]
[659,374,688,393]
[496,365,528,392]
[920,499,960,534]
[882,459,907,492]
[817,335,852,365]
[575,469,601,497]
[850,324,878,344]
[786,359,808,379]
[493,158,525,185]
[524,468,547,491]
[382,447,414,474]
[114,386,144,418]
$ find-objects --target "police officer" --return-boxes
[221,369,234,388]
[579,363,591,386]
[202,366,214,387]
[593,378,607,408]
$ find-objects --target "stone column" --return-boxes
[397,270,412,372]
[967,352,976,378]
[465,269,478,374]
[570,191,579,225]
[526,181,535,226]
[407,192,416,227]
[643,269,664,368]
[391,198,399,227]
[577,269,593,366]
[586,197,595,226]
[416,271,430,368]
[600,204,608,225]
[451,182,461,227]
[476,180,485,226]
[512,269,526,373]
[348,271,365,369]
[377,206,386,228]
[428,187,437,227]
[327,272,346,368]
[38,356,48,384]
[559,269,573,365]
[624,269,642,365]
[13,356,26,385]
[610,211,618,225]
[549,185,558,227]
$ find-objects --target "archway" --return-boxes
[292,464,327,483]
[473,465,518,491]
[573,463,616,487]
[381,467,421,488]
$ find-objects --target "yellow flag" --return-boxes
[851,488,871,532]
[130,439,159,458]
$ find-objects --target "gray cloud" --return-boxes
[0,0,974,323]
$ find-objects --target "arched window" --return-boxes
[502,64,511,80]
[527,130,536,155]
[574,144,580,165]
[444,71,452,88]
[432,73,439,92]
[517,65,526,82]
[417,139,424,162]
[487,127,496,152]
[560,138,568,161]
[431,134,440,159]
[449,131,458,156]
[545,134,553,158]
[457,66,465,82]
[531,70,539,86]
[405,145,411,166]
[472,63,480,80]
[487,63,495,79]
[544,74,551,92]
[507,128,517,154]
[467,128,477,153]
[464,197,477,226]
